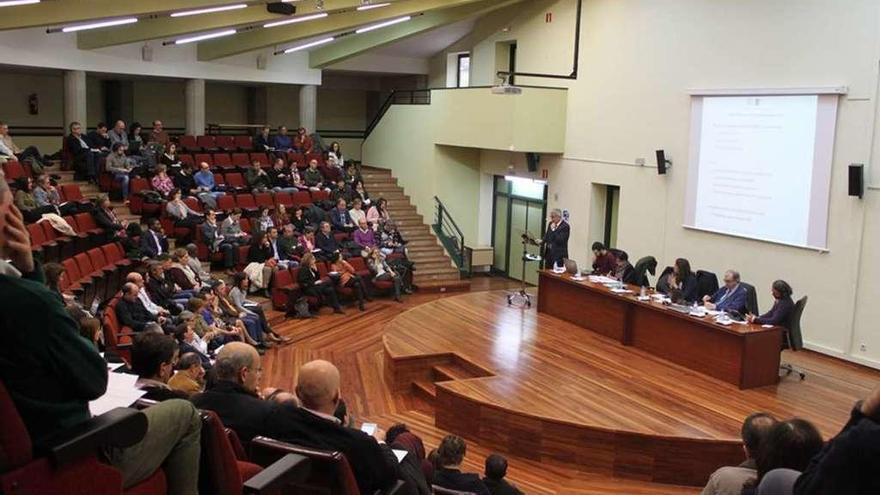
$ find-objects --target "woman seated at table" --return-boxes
[747,280,795,326]
[659,258,698,303]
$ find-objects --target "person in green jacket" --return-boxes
[0,170,201,494]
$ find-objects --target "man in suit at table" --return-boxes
[541,208,569,269]
[703,270,748,314]
[141,218,169,258]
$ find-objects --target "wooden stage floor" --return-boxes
[262,276,879,493]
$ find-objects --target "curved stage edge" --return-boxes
[381,290,859,486]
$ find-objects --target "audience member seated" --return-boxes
[433,435,490,495]
[330,251,369,311]
[202,208,239,272]
[293,126,314,153]
[129,122,156,167]
[166,188,204,241]
[246,159,273,192]
[742,419,823,495]
[168,352,206,396]
[105,142,138,201]
[187,296,242,351]
[704,270,748,314]
[167,247,205,291]
[0,174,202,494]
[367,197,389,230]
[614,251,638,285]
[277,224,299,259]
[33,173,76,216]
[175,161,200,198]
[86,121,111,153]
[13,176,55,222]
[299,225,317,253]
[65,121,99,183]
[141,217,170,258]
[380,220,407,257]
[328,141,344,167]
[352,179,371,206]
[254,206,275,234]
[315,220,341,261]
[108,120,129,149]
[353,217,377,254]
[0,121,46,170]
[126,271,172,320]
[267,157,298,192]
[161,142,182,175]
[148,119,171,148]
[659,258,699,303]
[94,194,128,238]
[145,261,186,314]
[273,203,291,230]
[229,272,288,344]
[331,197,355,232]
[131,331,190,401]
[590,242,617,276]
[194,161,224,209]
[151,163,176,198]
[221,208,251,245]
[272,125,293,152]
[343,163,361,186]
[367,247,403,302]
[173,318,212,369]
[303,159,329,192]
[747,280,795,326]
[701,412,777,495]
[186,243,214,281]
[255,125,273,152]
[291,205,311,233]
[116,282,167,333]
[483,454,525,495]
[243,231,278,295]
[331,179,353,204]
[298,252,344,314]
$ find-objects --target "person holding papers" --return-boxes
[0,171,201,494]
[703,270,748,314]
[590,242,617,276]
[541,208,569,269]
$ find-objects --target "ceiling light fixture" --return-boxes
[357,2,390,11]
[264,12,328,28]
[355,15,410,34]
[170,4,247,17]
[173,29,237,44]
[283,36,335,53]
[56,17,138,33]
[0,0,40,7]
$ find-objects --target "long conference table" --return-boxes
[537,270,783,389]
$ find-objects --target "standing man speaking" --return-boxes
[541,208,570,269]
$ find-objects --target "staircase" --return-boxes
[360,166,470,292]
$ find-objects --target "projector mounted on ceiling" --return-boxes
[492,84,522,95]
[267,2,296,15]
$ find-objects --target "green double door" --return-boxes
[492,178,547,286]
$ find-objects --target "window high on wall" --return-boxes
[457,54,470,88]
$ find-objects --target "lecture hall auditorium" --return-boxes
[1,0,879,494]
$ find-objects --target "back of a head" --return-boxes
[177,352,201,372]
[484,453,508,481]
[131,332,177,379]
[295,359,341,411]
[741,412,777,458]
[437,435,467,467]
[755,418,823,480]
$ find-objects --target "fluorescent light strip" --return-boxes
[357,2,390,10]
[0,0,40,7]
[283,36,335,53]
[355,15,410,34]
[61,17,138,32]
[175,29,237,44]
[264,12,328,28]
[171,3,247,17]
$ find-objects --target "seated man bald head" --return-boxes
[295,359,341,415]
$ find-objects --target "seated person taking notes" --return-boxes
[591,242,617,276]
[703,270,748,314]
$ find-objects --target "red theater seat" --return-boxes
[235,193,258,214]
[179,135,199,152]
[212,153,234,170]
[196,135,216,151]
[193,153,213,168]
[233,135,253,151]
[231,153,250,168]
[214,135,235,151]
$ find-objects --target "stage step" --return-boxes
[412,379,436,403]
[433,364,477,382]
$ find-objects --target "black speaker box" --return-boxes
[526,152,540,172]
[849,163,864,198]
[656,149,668,175]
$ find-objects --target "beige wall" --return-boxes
[205,82,249,125]
[0,70,64,151]
[367,0,880,368]
[266,85,301,129]
[132,80,186,129]
[317,88,367,132]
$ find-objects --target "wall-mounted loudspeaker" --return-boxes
[526,152,540,172]
[141,44,153,62]
[267,2,296,15]
[256,54,267,70]
[656,149,671,175]
[849,163,864,198]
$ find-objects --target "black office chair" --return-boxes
[780,296,808,380]
[632,256,657,287]
[695,270,719,301]
[655,265,674,293]
[741,282,760,316]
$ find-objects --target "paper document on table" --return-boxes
[611,288,633,294]
[106,361,125,371]
[392,449,408,463]
[588,275,616,284]
[89,372,145,417]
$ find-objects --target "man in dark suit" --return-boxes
[141,218,169,258]
[193,346,399,495]
[482,454,524,495]
[541,209,569,269]
[330,198,355,232]
[315,221,339,261]
[614,251,637,284]
[86,122,112,152]
[65,121,99,182]
[433,435,490,495]
[703,270,748,314]
[116,282,166,333]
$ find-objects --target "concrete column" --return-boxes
[299,84,317,132]
[185,79,206,135]
[63,70,87,127]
